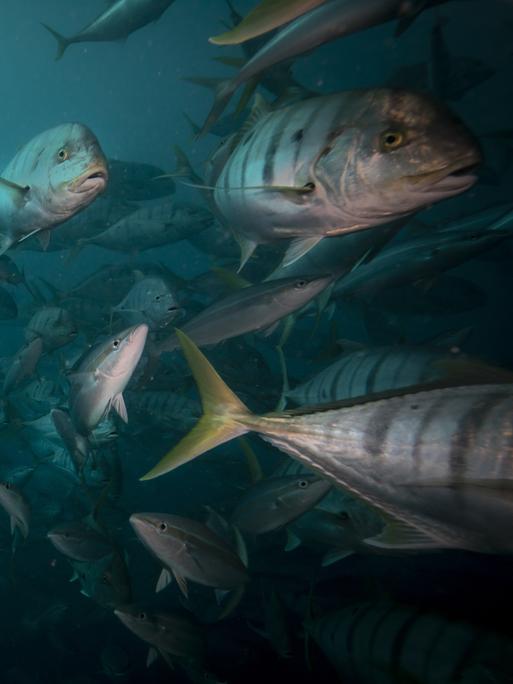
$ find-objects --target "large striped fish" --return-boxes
[211,91,481,268]
[0,123,107,255]
[286,345,513,405]
[141,332,513,555]
[307,601,513,684]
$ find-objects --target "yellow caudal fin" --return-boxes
[209,1,326,45]
[140,331,252,481]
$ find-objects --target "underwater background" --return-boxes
[1,1,513,682]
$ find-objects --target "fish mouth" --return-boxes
[71,164,108,194]
[404,154,481,194]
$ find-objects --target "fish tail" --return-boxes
[41,23,70,60]
[198,79,238,138]
[140,330,253,481]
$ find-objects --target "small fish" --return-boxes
[231,475,332,534]
[3,338,44,396]
[24,307,77,351]
[69,324,148,436]
[0,123,107,254]
[0,482,30,538]
[130,513,249,596]
[43,0,177,60]
[69,551,131,608]
[48,520,113,562]
[113,276,181,330]
[107,158,175,201]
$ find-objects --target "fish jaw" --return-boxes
[68,161,108,197]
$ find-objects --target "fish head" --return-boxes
[272,275,334,309]
[316,90,481,223]
[94,324,149,380]
[23,123,108,221]
[271,475,332,511]
[114,605,159,644]
[129,512,185,559]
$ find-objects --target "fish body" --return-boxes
[154,275,333,355]
[0,255,23,284]
[286,345,510,405]
[0,483,30,538]
[201,0,460,134]
[107,159,175,201]
[142,333,513,554]
[48,520,113,562]
[130,513,249,591]
[25,307,77,350]
[0,123,107,254]
[3,338,44,396]
[113,277,180,329]
[114,606,205,664]
[124,390,200,431]
[70,551,131,608]
[78,200,213,253]
[211,91,480,267]
[232,474,331,534]
[307,601,513,684]
[43,0,176,59]
[0,286,18,319]
[69,324,148,435]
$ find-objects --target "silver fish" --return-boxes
[200,0,461,135]
[0,123,107,254]
[153,275,333,356]
[142,333,513,555]
[130,513,249,595]
[43,0,177,60]
[211,91,481,268]
[231,474,331,534]
[3,338,44,396]
[0,482,30,538]
[48,520,113,562]
[24,307,77,351]
[69,324,148,435]
[113,277,180,330]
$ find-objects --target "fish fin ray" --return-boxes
[111,393,128,423]
[155,567,173,593]
[364,520,440,550]
[281,237,322,267]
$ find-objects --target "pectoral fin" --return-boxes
[281,237,322,268]
[146,647,158,668]
[155,567,173,593]
[321,548,354,566]
[111,393,128,423]
[172,570,189,598]
[37,230,51,251]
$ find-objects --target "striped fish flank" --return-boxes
[212,90,480,267]
[307,602,513,684]
[286,347,511,406]
[124,390,200,432]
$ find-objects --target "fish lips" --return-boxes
[70,162,109,195]
[403,151,482,196]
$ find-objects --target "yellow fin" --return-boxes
[140,331,252,480]
[209,0,327,45]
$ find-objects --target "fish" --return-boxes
[307,601,513,683]
[3,338,44,396]
[0,482,30,538]
[69,551,132,608]
[42,0,177,60]
[112,276,181,330]
[200,0,459,135]
[124,390,200,432]
[142,332,513,555]
[48,520,114,562]
[0,123,107,254]
[152,275,333,357]
[0,255,24,285]
[107,158,175,201]
[285,344,513,405]
[129,512,249,596]
[69,324,148,436]
[210,0,328,44]
[24,307,77,351]
[73,199,213,254]
[114,606,205,671]
[0,286,18,320]
[231,474,332,534]
[209,91,481,268]
[249,590,292,659]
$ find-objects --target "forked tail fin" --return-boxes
[140,330,252,480]
[41,23,70,60]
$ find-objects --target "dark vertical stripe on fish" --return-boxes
[262,110,290,186]
[362,399,404,460]
[448,392,506,480]
[345,603,375,675]
[365,351,389,395]
[368,604,397,661]
[450,626,483,683]
[389,609,423,678]
[411,396,449,476]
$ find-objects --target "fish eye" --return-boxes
[138,612,147,620]
[158,522,167,532]
[294,280,308,289]
[112,339,120,349]
[380,130,405,152]
[57,148,69,162]
[297,479,309,489]
[303,182,315,192]
[155,295,161,301]
[339,512,350,521]
[2,482,11,490]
